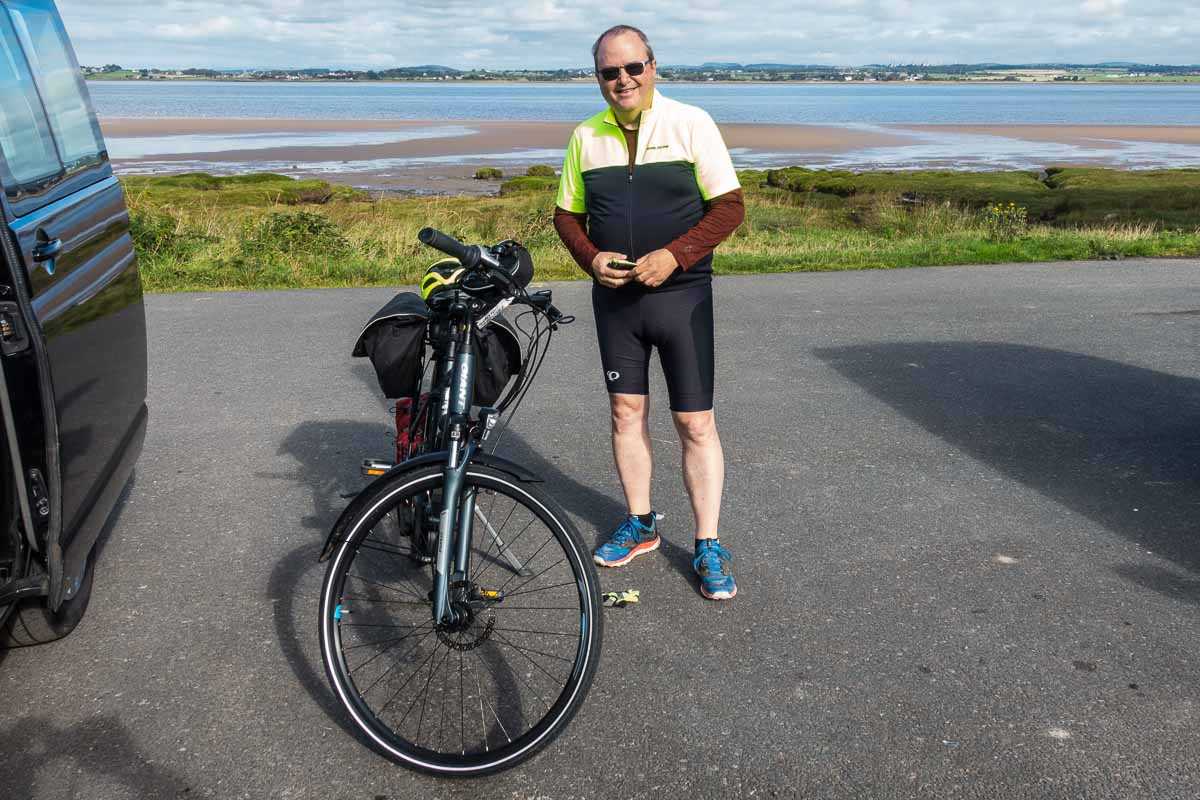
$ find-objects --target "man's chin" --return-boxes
[614,93,642,110]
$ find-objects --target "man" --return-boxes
[553,25,745,600]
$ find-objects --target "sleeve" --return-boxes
[555,129,587,213]
[664,189,746,270]
[690,111,741,201]
[553,206,600,272]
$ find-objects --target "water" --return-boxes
[90,80,1200,125]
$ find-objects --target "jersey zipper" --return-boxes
[626,166,634,261]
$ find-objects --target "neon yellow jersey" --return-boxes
[556,90,739,288]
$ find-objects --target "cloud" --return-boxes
[55,0,1197,68]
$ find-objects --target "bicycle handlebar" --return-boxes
[418,227,485,268]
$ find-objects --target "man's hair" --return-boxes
[592,25,655,68]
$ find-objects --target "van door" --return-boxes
[0,0,145,596]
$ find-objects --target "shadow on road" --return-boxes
[816,341,1200,589]
[0,714,187,797]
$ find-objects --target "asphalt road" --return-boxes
[3,259,1199,799]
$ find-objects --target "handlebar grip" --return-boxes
[418,227,477,267]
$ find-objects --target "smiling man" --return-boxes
[553,25,746,600]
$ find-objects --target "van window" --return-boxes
[0,10,60,193]
[6,0,103,173]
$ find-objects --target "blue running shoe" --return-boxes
[693,539,737,600]
[593,515,660,567]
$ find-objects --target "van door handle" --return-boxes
[32,238,63,263]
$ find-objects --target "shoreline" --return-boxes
[88,78,1200,86]
[99,118,1200,194]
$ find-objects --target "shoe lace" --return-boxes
[608,518,642,548]
[696,544,730,578]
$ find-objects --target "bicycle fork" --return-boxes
[431,327,476,625]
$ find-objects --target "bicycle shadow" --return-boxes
[815,341,1200,595]
[267,419,393,743]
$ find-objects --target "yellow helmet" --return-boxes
[419,258,465,303]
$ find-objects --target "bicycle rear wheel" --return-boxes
[320,463,602,775]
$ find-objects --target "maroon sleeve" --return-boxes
[553,206,600,274]
[664,189,746,270]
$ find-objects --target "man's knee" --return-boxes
[610,394,648,434]
[672,409,717,444]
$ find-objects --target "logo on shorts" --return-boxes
[606,370,620,382]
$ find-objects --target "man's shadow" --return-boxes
[816,341,1200,595]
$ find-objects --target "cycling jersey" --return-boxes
[556,90,740,291]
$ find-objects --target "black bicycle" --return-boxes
[318,229,602,776]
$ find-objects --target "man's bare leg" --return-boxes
[610,393,653,515]
[671,409,724,539]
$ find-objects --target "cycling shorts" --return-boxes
[591,281,715,412]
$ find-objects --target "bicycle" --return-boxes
[318,228,602,776]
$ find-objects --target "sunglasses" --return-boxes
[596,59,652,82]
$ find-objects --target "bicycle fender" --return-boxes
[317,450,543,562]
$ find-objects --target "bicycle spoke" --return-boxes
[378,638,443,717]
[491,630,574,666]
[472,515,538,583]
[470,649,515,745]
[342,595,427,607]
[496,578,571,597]
[490,626,580,638]
[496,541,559,593]
[347,573,427,604]
[343,622,433,653]
[355,627,436,695]
[490,631,569,690]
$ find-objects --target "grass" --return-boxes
[123,169,1200,293]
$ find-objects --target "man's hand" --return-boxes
[632,249,678,288]
[591,251,635,289]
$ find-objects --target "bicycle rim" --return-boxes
[320,465,600,775]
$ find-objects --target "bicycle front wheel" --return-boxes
[319,463,602,776]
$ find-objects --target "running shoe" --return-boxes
[593,515,660,567]
[693,539,737,600]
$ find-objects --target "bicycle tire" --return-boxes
[320,463,602,776]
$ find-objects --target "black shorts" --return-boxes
[591,281,715,412]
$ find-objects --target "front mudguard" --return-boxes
[317,450,542,562]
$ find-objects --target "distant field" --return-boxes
[122,168,1200,293]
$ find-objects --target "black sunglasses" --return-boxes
[597,59,652,82]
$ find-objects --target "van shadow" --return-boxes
[0,714,188,797]
[815,342,1200,585]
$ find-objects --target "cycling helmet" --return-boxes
[419,258,465,303]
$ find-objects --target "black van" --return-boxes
[0,0,147,644]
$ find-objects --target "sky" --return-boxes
[57,0,1199,70]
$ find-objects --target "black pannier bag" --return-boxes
[352,292,430,399]
[353,291,523,405]
[473,315,522,406]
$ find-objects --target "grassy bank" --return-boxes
[123,168,1200,293]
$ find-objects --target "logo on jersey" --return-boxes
[606,370,620,382]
